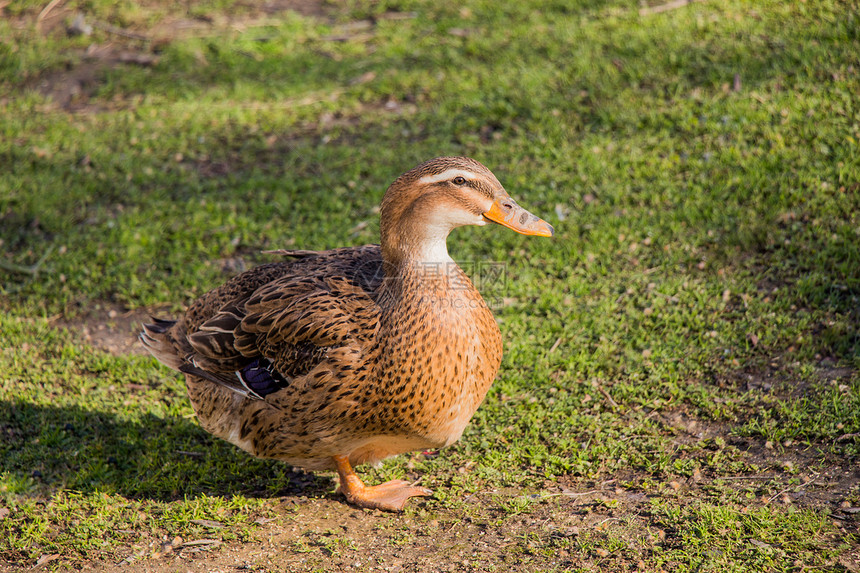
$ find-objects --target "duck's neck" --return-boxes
[381,217,458,278]
[411,232,454,266]
[378,232,478,317]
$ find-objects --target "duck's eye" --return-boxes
[452,176,467,186]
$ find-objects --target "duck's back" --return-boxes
[184,245,384,334]
[142,245,395,469]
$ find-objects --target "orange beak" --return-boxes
[483,195,554,237]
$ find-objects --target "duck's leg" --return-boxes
[334,455,433,512]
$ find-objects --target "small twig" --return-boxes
[765,486,794,505]
[836,433,859,442]
[180,539,221,547]
[642,409,660,422]
[620,434,656,441]
[236,49,263,61]
[36,0,65,29]
[639,0,704,16]
[175,450,204,458]
[0,247,53,275]
[542,489,602,499]
[91,20,149,41]
[0,259,38,274]
[190,519,224,529]
[714,475,775,480]
[321,33,375,43]
[548,337,562,353]
[597,385,619,409]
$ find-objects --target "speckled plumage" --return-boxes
[140,157,552,510]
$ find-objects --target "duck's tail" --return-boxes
[139,317,185,371]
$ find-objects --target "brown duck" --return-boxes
[140,157,553,511]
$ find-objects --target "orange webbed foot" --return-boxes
[334,456,433,512]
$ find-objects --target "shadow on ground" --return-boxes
[0,400,334,502]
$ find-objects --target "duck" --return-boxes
[140,156,553,511]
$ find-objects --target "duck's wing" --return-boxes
[182,248,383,401]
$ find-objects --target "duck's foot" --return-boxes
[340,479,433,512]
[334,455,433,512]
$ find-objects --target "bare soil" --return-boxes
[55,304,157,356]
[5,454,857,572]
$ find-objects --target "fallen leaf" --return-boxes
[182,539,221,547]
[35,554,60,567]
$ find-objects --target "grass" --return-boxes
[1,0,859,570]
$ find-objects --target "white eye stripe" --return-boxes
[417,169,477,185]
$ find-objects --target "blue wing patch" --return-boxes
[237,357,290,397]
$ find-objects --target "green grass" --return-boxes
[1,0,859,570]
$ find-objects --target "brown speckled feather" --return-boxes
[139,157,549,483]
[187,246,381,377]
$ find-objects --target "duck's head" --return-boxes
[380,157,553,265]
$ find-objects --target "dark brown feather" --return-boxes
[184,246,383,382]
